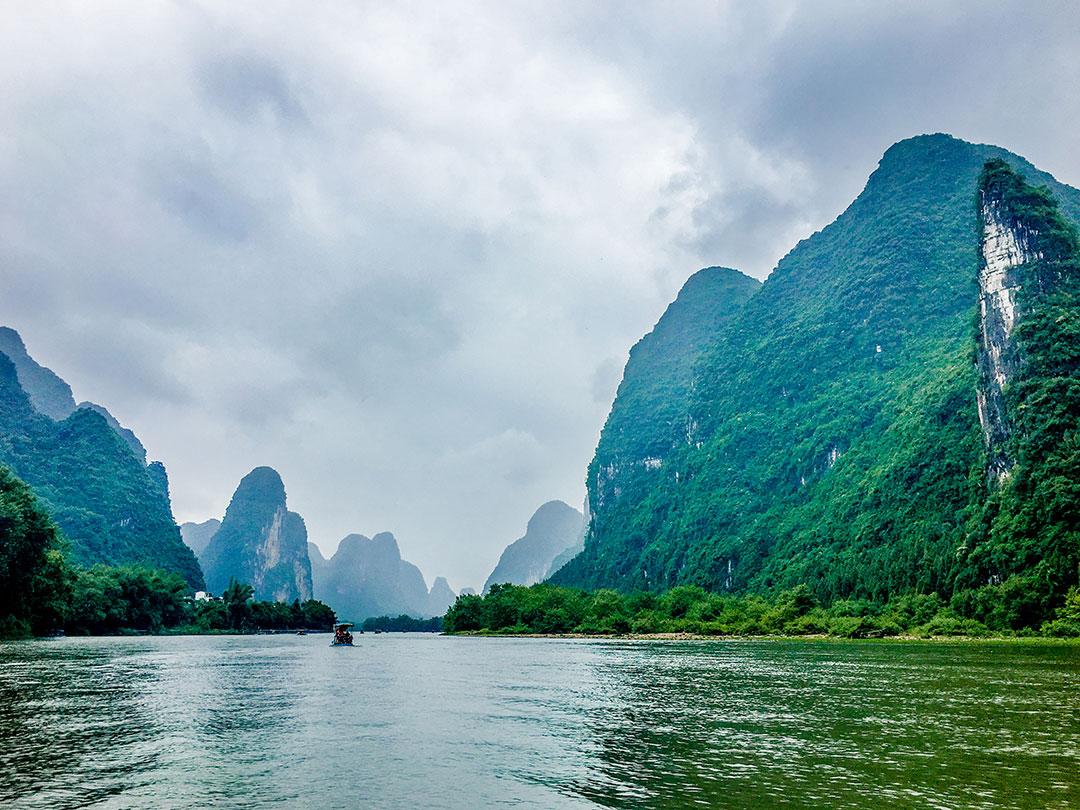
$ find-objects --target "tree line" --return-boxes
[445,582,1080,638]
[0,463,335,637]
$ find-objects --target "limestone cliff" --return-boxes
[976,167,1045,480]
[199,467,313,601]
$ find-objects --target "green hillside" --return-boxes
[0,354,203,588]
[555,135,1080,627]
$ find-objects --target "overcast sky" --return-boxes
[2,1,1079,590]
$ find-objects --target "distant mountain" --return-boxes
[554,134,1080,625]
[0,327,76,420]
[312,532,454,620]
[484,500,584,592]
[426,576,456,617]
[0,330,202,587]
[545,498,589,580]
[198,467,312,601]
[180,519,221,557]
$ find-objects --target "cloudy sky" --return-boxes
[2,1,1078,590]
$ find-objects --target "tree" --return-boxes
[223,579,255,630]
[0,464,71,636]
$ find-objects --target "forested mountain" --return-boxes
[554,134,1080,625]
[483,500,584,592]
[310,532,455,620]
[0,328,76,420]
[0,332,202,587]
[198,467,313,601]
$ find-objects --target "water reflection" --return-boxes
[0,636,1076,808]
[565,641,1080,808]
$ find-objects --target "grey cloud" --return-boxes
[197,50,308,125]
[151,154,261,242]
[1,1,1078,589]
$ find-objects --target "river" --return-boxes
[0,635,1077,808]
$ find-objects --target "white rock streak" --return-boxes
[979,200,1040,388]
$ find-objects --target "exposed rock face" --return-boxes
[976,184,1043,480]
[0,327,76,420]
[180,519,221,556]
[199,467,313,601]
[484,500,584,592]
[0,332,202,587]
[313,532,452,620]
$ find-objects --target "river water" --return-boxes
[0,635,1076,808]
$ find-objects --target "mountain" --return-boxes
[483,500,584,592]
[554,134,1080,625]
[75,402,147,463]
[546,497,590,580]
[0,332,202,587]
[180,519,221,557]
[0,328,76,420]
[312,532,454,620]
[426,576,457,617]
[198,467,313,601]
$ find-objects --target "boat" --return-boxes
[330,622,354,647]
[295,629,307,636]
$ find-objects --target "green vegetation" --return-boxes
[361,614,442,632]
[444,582,1080,639]
[0,464,71,637]
[65,572,336,635]
[179,580,336,634]
[963,159,1080,618]
[1,470,334,638]
[555,135,1080,630]
[0,354,202,587]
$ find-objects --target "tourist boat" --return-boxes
[330,622,354,647]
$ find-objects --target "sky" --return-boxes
[2,1,1079,591]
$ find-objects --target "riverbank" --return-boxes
[444,582,1080,640]
[445,630,1080,643]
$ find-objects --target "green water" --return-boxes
[0,636,1076,808]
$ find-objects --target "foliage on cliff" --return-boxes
[555,135,1080,627]
[965,160,1080,611]
[199,467,312,602]
[0,352,202,588]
